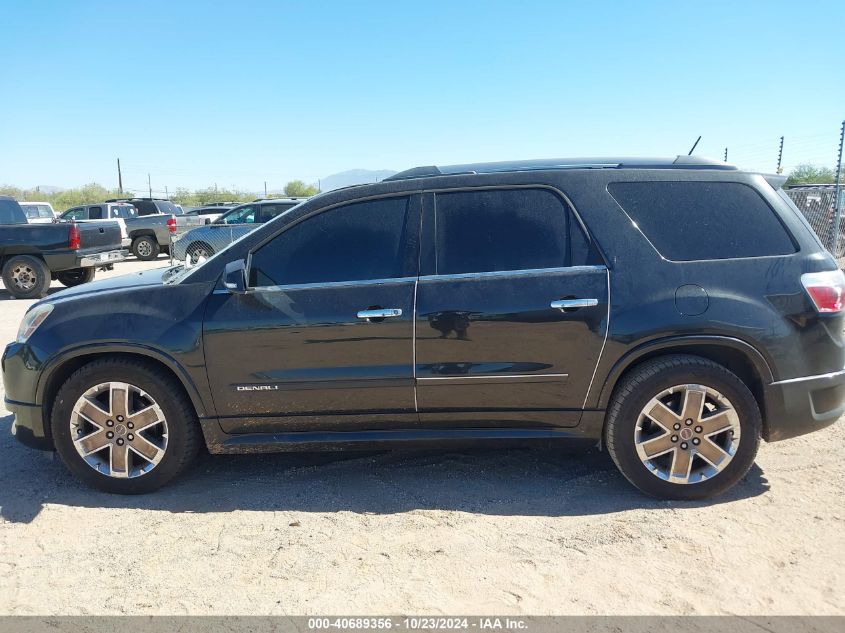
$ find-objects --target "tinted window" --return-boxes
[608,181,797,261]
[88,206,103,219]
[260,203,295,222]
[154,200,181,215]
[250,196,411,287]
[434,189,584,275]
[0,199,27,224]
[131,200,158,215]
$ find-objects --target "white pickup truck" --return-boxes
[19,201,58,224]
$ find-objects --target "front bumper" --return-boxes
[2,341,52,450]
[764,369,845,441]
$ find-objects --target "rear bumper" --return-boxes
[79,248,128,267]
[764,369,845,441]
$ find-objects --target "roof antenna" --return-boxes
[687,135,702,156]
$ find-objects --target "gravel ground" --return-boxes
[0,257,843,615]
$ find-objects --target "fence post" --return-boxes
[832,120,845,257]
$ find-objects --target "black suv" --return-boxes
[4,156,844,499]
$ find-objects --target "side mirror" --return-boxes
[223,259,247,294]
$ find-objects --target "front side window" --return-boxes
[220,205,257,225]
[608,181,797,261]
[249,196,411,287]
[433,188,586,275]
[62,208,85,220]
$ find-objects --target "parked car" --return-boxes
[0,196,126,299]
[105,197,182,217]
[61,203,175,261]
[171,198,305,263]
[4,157,844,499]
[179,205,235,224]
[60,203,133,249]
[19,201,57,224]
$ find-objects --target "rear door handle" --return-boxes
[357,308,403,320]
[551,298,599,311]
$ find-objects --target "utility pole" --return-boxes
[117,158,123,194]
[777,136,785,174]
[264,181,268,197]
[832,120,845,256]
[724,148,728,162]
[165,186,169,200]
[147,173,152,198]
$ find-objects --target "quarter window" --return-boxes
[607,181,797,261]
[249,196,412,287]
[434,188,588,275]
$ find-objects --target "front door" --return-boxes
[414,187,609,428]
[203,194,421,433]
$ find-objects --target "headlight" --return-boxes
[16,304,54,343]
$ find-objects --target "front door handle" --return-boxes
[357,308,403,321]
[551,298,599,311]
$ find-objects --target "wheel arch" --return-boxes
[594,336,774,435]
[37,345,209,447]
[129,229,156,240]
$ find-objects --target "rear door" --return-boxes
[414,187,609,428]
[203,194,421,433]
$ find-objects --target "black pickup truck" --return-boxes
[0,196,128,299]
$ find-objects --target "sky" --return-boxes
[1,0,844,194]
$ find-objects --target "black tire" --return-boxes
[186,242,214,264]
[51,357,202,494]
[56,267,96,287]
[1,254,51,299]
[132,235,160,261]
[605,355,761,500]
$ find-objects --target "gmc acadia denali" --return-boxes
[3,156,844,498]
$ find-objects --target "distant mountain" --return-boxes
[319,169,396,191]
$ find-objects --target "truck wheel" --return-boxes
[56,267,96,287]
[51,357,202,494]
[604,355,761,500]
[187,242,214,264]
[132,236,160,261]
[2,255,51,299]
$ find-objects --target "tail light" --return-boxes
[801,270,845,313]
[68,222,81,250]
[167,215,177,234]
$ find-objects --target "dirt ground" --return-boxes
[0,257,843,615]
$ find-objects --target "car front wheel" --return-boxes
[51,358,202,494]
[604,355,761,500]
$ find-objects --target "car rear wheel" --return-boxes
[51,358,202,494]
[604,355,761,500]
[132,236,160,261]
[1,255,51,299]
[186,242,214,264]
[56,267,96,287]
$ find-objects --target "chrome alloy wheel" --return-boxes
[634,384,740,484]
[136,239,153,258]
[11,264,37,291]
[70,382,168,478]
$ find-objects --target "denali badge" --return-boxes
[236,385,280,391]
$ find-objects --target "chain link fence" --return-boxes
[785,185,845,257]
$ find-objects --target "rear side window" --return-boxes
[260,203,295,222]
[250,196,411,287]
[608,181,797,261]
[433,188,589,275]
[88,206,103,219]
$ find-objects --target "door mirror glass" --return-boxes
[223,259,247,293]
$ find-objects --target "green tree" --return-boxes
[785,163,841,187]
[283,180,319,197]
